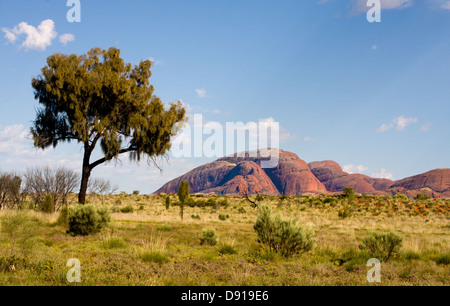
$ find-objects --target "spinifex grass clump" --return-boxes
[358,231,403,262]
[67,204,111,236]
[200,229,219,246]
[254,205,316,257]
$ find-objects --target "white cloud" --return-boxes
[371,168,394,180]
[393,116,418,131]
[420,122,432,132]
[343,164,369,174]
[0,125,28,154]
[2,19,57,51]
[441,1,450,10]
[351,0,413,14]
[377,116,418,133]
[377,123,394,133]
[59,33,75,46]
[303,137,317,142]
[195,88,207,98]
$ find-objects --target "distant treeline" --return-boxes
[0,166,116,211]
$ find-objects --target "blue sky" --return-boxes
[0,0,449,194]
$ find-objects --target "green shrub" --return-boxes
[218,214,229,221]
[219,199,229,207]
[394,194,409,202]
[1,211,37,258]
[56,206,69,227]
[200,229,219,246]
[67,205,111,236]
[178,180,190,221]
[338,204,353,219]
[191,214,201,220]
[253,205,316,257]
[41,194,55,213]
[101,237,126,249]
[238,207,246,214]
[157,226,173,232]
[435,253,450,265]
[415,193,431,201]
[403,250,421,260]
[140,251,169,264]
[343,186,356,201]
[120,205,134,213]
[133,190,140,195]
[219,244,238,255]
[165,196,171,210]
[358,231,403,262]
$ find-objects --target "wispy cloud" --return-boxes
[440,1,450,10]
[2,19,57,51]
[343,164,369,174]
[420,122,432,132]
[371,168,394,180]
[351,0,413,14]
[343,164,394,180]
[0,124,28,154]
[195,88,207,98]
[377,116,418,133]
[59,33,75,46]
[303,137,317,142]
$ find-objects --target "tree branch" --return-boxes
[241,190,260,209]
[89,147,134,170]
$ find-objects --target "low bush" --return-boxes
[218,214,229,221]
[200,229,219,246]
[67,205,111,236]
[358,231,403,262]
[394,194,409,202]
[435,253,450,265]
[101,237,126,249]
[219,244,238,255]
[120,205,134,213]
[415,193,431,201]
[254,205,316,257]
[56,206,69,227]
[140,251,169,264]
[41,194,55,213]
[338,202,353,219]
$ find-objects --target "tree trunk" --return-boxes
[78,166,91,204]
[78,148,92,204]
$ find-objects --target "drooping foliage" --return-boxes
[31,47,186,203]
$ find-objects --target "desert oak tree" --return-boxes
[31,47,186,204]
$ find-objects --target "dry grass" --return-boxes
[0,194,448,286]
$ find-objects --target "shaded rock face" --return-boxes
[202,161,280,195]
[153,160,235,194]
[389,169,450,193]
[307,161,344,182]
[308,161,395,194]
